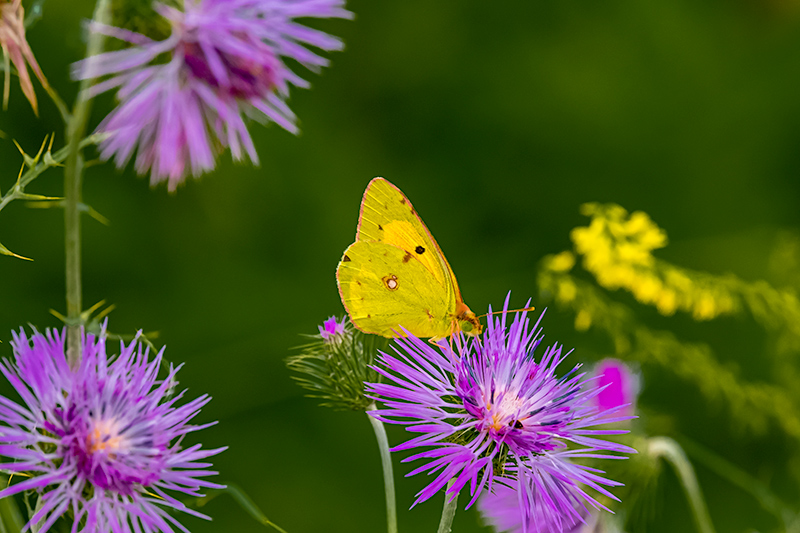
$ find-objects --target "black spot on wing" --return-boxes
[415,246,425,254]
[378,224,383,230]
[343,255,351,262]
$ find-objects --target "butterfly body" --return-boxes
[336,178,482,339]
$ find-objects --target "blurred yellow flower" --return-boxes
[574,309,592,331]
[561,203,742,321]
[549,250,576,272]
[557,277,577,304]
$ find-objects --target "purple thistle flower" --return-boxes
[367,296,635,533]
[318,315,346,341]
[0,325,225,533]
[73,0,352,191]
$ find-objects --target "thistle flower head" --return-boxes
[0,0,49,114]
[367,295,635,532]
[0,324,225,533]
[287,315,385,411]
[73,0,352,190]
[318,315,347,342]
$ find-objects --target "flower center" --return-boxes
[486,391,525,431]
[182,40,277,99]
[85,417,128,458]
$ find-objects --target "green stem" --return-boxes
[436,479,458,533]
[64,0,110,368]
[367,404,398,533]
[648,437,716,533]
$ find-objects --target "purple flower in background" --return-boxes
[367,296,635,532]
[0,325,225,533]
[593,359,639,419]
[479,478,596,533]
[318,315,346,341]
[73,0,352,190]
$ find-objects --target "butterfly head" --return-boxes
[454,302,483,337]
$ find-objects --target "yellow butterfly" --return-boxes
[336,177,483,340]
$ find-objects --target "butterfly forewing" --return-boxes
[356,178,462,304]
[337,241,453,338]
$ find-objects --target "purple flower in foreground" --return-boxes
[73,0,351,190]
[0,325,225,533]
[367,296,635,533]
[318,315,346,341]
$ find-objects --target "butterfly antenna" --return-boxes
[476,306,536,319]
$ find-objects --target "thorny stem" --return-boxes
[0,136,100,213]
[436,479,458,533]
[649,437,716,533]
[64,0,110,369]
[367,404,398,533]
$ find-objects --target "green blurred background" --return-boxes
[2,0,800,531]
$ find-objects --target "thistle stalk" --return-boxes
[367,404,398,533]
[436,479,458,533]
[64,0,110,368]
[648,437,716,533]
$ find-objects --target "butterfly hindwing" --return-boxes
[337,240,454,338]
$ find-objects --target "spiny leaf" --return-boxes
[48,309,68,323]
[19,193,62,202]
[25,200,110,225]
[12,135,48,168]
[0,242,32,261]
[83,203,110,225]
[42,134,61,167]
[12,140,35,168]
